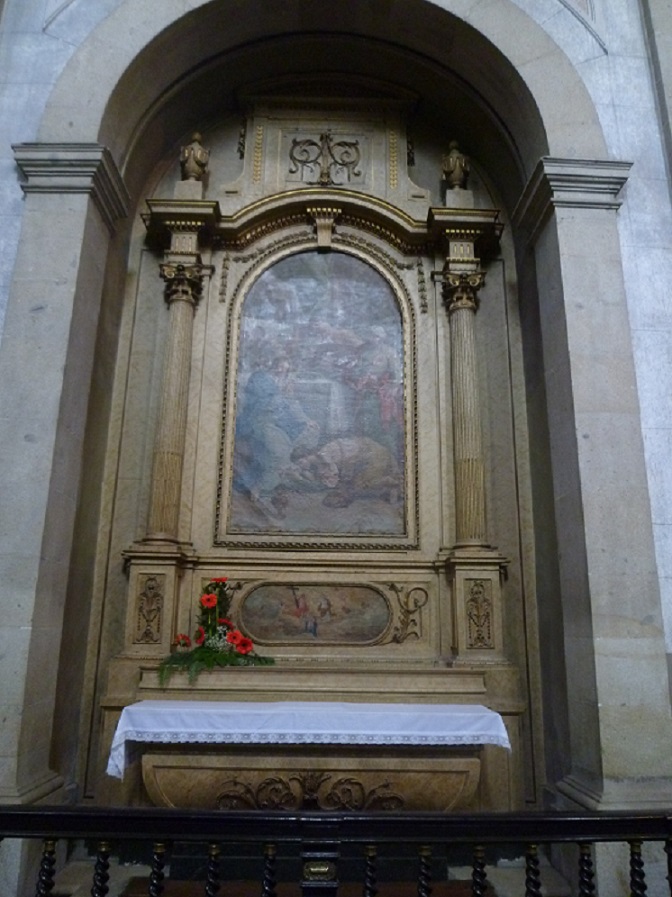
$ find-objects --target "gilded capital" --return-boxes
[159,262,204,306]
[442,271,485,314]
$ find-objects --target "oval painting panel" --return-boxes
[241,584,391,644]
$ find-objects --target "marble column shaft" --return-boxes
[444,273,487,546]
[145,264,202,541]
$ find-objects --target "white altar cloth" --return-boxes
[107,700,510,778]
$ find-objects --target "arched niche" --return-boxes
[16,0,652,819]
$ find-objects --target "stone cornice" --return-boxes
[12,143,130,234]
[513,157,632,243]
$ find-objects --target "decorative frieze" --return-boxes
[216,771,404,811]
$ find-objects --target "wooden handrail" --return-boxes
[0,805,671,843]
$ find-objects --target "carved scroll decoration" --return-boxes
[289,131,361,186]
[466,579,494,649]
[135,574,165,644]
[389,584,429,642]
[216,772,404,811]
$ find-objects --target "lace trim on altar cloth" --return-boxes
[118,729,511,748]
[106,701,512,778]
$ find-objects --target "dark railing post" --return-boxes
[35,838,56,896]
[471,844,488,897]
[205,842,221,897]
[418,845,432,897]
[577,842,595,897]
[262,842,278,897]
[91,840,111,897]
[148,840,167,897]
[524,844,541,897]
[363,844,378,897]
[629,839,647,897]
[665,837,672,896]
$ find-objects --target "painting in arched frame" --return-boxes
[228,250,406,536]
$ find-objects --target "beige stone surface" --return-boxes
[141,747,482,811]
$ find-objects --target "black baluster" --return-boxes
[205,842,221,897]
[524,844,541,897]
[362,845,378,897]
[418,845,432,897]
[665,838,672,896]
[35,838,56,896]
[471,844,487,897]
[261,843,277,897]
[630,839,648,897]
[148,841,167,897]
[91,840,111,897]
[577,842,595,897]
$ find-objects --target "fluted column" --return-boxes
[430,214,509,664]
[145,262,204,541]
[443,270,487,546]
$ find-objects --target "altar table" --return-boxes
[107,701,510,809]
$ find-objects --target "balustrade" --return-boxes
[1,806,671,896]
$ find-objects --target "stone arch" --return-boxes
[10,0,663,830]
[38,0,605,187]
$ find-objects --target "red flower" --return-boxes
[236,636,254,655]
[174,633,191,647]
[200,593,217,609]
[211,577,228,583]
[226,629,242,646]
[218,618,232,627]
[195,625,206,645]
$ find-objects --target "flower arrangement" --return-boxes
[158,577,273,685]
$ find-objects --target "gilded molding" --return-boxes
[389,130,399,190]
[12,142,130,234]
[252,125,264,183]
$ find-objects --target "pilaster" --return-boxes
[0,143,127,803]
[515,156,672,809]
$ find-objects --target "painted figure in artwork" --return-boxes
[229,250,406,536]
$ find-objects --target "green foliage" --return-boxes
[157,577,274,686]
[158,645,274,686]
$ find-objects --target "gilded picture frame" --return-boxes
[217,246,417,548]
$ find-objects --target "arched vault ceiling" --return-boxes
[39,0,606,211]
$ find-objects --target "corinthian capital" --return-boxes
[159,262,205,306]
[442,271,485,314]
